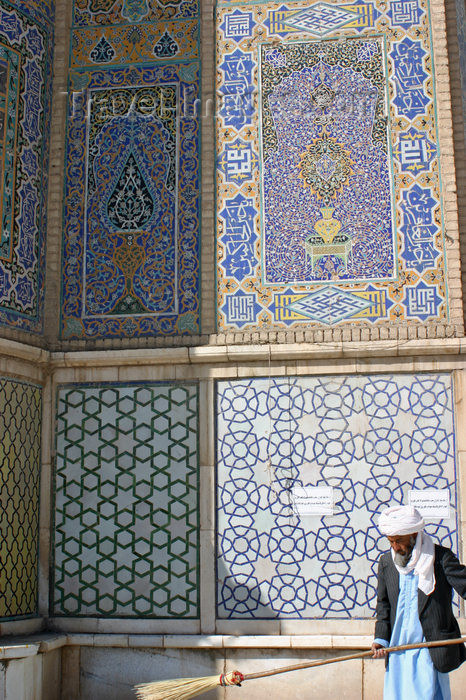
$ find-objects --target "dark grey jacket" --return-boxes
[375,544,466,673]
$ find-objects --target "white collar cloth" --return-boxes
[391,531,435,596]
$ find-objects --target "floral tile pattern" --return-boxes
[60,1,200,339]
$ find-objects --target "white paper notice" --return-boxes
[408,490,450,519]
[292,486,333,516]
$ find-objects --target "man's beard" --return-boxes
[393,535,417,567]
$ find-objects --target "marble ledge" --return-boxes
[0,337,48,366]
[0,634,67,659]
[45,338,466,371]
[63,634,374,650]
[0,644,39,660]
[1,337,466,373]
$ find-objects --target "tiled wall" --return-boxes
[0,377,41,618]
[217,373,458,618]
[216,0,455,331]
[52,382,199,618]
[60,0,201,340]
[0,0,54,334]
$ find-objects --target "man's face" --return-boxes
[387,533,417,566]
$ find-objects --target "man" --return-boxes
[372,504,466,699]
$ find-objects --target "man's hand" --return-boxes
[372,642,388,658]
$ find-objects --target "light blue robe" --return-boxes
[375,571,451,700]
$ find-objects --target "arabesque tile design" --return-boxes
[60,1,200,339]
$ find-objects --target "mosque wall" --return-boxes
[0,0,466,697]
[0,0,54,336]
[40,346,466,638]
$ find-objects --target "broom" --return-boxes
[134,636,466,699]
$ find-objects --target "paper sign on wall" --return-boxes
[408,490,450,519]
[291,486,333,516]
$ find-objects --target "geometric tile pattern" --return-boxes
[216,0,448,330]
[0,1,54,334]
[0,378,41,618]
[53,383,199,617]
[60,3,200,339]
[281,3,360,36]
[281,287,373,324]
[217,374,458,618]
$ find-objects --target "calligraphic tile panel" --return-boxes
[0,1,53,333]
[0,378,41,619]
[217,374,457,618]
[53,383,200,617]
[216,0,448,330]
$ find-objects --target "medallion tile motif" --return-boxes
[216,0,448,330]
[0,378,41,618]
[0,0,53,333]
[53,383,199,617]
[217,374,457,618]
[71,20,198,67]
[61,2,201,338]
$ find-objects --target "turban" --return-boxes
[378,505,424,536]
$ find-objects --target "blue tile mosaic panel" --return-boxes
[12,0,55,26]
[261,38,395,286]
[0,0,53,333]
[0,378,41,618]
[60,3,200,339]
[73,0,198,26]
[216,0,448,330]
[217,374,458,618]
[53,383,200,617]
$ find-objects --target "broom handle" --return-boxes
[242,636,466,681]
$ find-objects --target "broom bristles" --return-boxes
[134,674,221,700]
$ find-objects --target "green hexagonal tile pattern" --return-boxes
[0,378,41,618]
[52,383,199,617]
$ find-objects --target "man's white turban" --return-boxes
[378,505,425,536]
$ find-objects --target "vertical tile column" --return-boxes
[0,0,54,335]
[60,0,201,342]
[52,382,200,620]
[0,378,42,618]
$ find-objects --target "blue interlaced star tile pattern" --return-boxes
[217,374,458,618]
